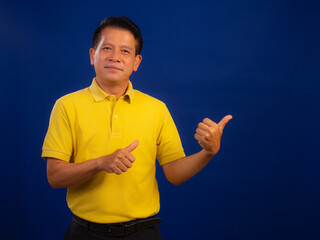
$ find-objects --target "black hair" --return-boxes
[92,16,143,55]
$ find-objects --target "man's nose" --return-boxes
[109,49,121,62]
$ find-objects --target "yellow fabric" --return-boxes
[42,78,185,223]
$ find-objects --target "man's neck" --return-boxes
[95,78,129,100]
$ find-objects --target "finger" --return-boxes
[194,133,208,142]
[218,115,233,130]
[194,133,209,147]
[112,166,123,175]
[123,152,135,163]
[116,160,129,172]
[121,157,133,168]
[196,128,207,136]
[124,139,139,152]
[198,122,210,131]
[194,133,201,141]
[202,118,216,127]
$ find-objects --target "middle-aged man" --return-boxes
[42,16,232,240]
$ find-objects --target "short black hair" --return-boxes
[92,16,143,55]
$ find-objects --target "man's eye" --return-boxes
[103,47,111,50]
[122,50,130,54]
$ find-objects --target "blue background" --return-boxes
[1,0,319,239]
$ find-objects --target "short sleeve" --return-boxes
[42,100,73,162]
[156,105,185,165]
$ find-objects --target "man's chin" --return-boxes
[100,77,128,84]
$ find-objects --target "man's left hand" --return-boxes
[194,115,232,156]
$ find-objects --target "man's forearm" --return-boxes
[47,158,102,189]
[162,149,214,185]
[46,141,138,189]
[163,115,232,185]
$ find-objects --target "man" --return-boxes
[42,16,232,240]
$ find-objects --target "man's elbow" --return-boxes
[47,175,60,189]
[162,163,186,185]
[169,180,184,186]
[47,172,65,189]
[165,175,185,186]
[46,158,66,189]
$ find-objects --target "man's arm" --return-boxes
[162,115,232,185]
[47,140,138,188]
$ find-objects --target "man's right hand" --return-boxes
[46,140,139,188]
[97,140,138,175]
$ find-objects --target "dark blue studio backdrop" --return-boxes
[1,0,319,239]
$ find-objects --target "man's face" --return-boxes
[89,27,142,84]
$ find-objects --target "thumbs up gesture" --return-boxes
[194,115,232,156]
[97,140,139,175]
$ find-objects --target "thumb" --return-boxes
[124,139,139,152]
[218,115,233,130]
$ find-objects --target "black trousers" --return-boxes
[63,218,162,240]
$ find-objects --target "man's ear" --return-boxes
[133,55,142,72]
[89,48,96,65]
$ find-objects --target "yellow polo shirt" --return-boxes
[42,79,185,223]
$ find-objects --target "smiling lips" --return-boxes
[104,65,124,71]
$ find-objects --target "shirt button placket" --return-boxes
[112,101,121,138]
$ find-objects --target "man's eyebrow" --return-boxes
[101,42,133,50]
[121,45,133,50]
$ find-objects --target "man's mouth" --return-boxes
[104,66,123,71]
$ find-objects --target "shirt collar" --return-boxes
[89,78,135,103]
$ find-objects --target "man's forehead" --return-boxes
[101,27,135,38]
[97,27,138,52]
